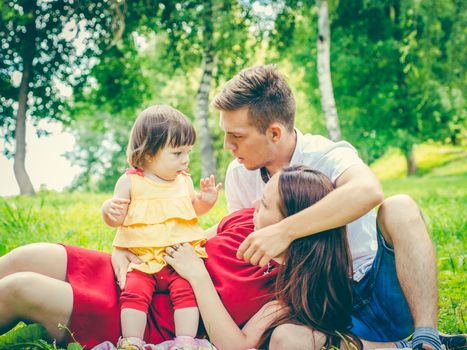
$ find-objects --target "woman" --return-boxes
[165,165,362,350]
[0,165,359,349]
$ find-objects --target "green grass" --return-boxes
[0,144,465,347]
[372,143,466,332]
[0,191,226,254]
[381,175,466,332]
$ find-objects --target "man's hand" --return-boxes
[111,247,142,289]
[237,223,292,266]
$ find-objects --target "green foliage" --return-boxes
[0,0,118,157]
[272,0,466,166]
[0,323,50,350]
[0,323,83,350]
[371,143,467,179]
[67,0,258,191]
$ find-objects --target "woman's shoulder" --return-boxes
[217,208,255,233]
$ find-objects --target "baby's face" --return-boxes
[145,144,193,181]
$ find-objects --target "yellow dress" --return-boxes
[113,173,207,274]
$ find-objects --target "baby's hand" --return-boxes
[197,175,222,205]
[103,198,130,222]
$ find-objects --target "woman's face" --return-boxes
[252,174,285,230]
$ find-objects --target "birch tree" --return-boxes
[68,0,255,188]
[191,1,216,177]
[316,0,341,141]
[160,0,254,178]
[196,38,217,177]
[0,0,117,195]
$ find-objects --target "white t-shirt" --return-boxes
[225,129,377,281]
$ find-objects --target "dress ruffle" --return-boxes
[123,197,198,226]
[114,220,205,248]
[113,173,206,255]
[128,240,207,274]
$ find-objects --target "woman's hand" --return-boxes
[111,247,142,289]
[164,243,209,283]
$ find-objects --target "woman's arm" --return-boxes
[111,247,142,289]
[164,244,283,350]
[192,276,282,349]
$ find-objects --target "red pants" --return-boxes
[120,267,197,313]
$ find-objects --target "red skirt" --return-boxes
[64,245,175,347]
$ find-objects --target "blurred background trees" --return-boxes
[1,0,465,193]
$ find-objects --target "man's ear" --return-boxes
[268,123,283,143]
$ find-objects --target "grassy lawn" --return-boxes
[0,143,465,347]
[374,144,467,333]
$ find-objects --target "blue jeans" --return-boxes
[351,223,414,341]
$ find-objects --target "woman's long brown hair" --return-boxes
[257,165,362,350]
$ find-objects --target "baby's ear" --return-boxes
[144,154,153,163]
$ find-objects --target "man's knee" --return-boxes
[377,194,428,245]
[379,194,421,220]
[270,324,322,350]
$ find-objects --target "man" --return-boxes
[212,64,450,350]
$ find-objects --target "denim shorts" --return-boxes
[351,222,414,341]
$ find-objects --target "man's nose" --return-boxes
[223,136,235,151]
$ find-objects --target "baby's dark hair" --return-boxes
[126,105,196,168]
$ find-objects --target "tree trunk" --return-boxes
[404,145,417,176]
[14,3,36,196]
[195,41,217,178]
[317,0,342,142]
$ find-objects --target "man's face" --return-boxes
[219,108,273,170]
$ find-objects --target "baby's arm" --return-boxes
[101,174,131,227]
[192,175,222,216]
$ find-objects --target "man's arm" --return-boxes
[237,164,384,266]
